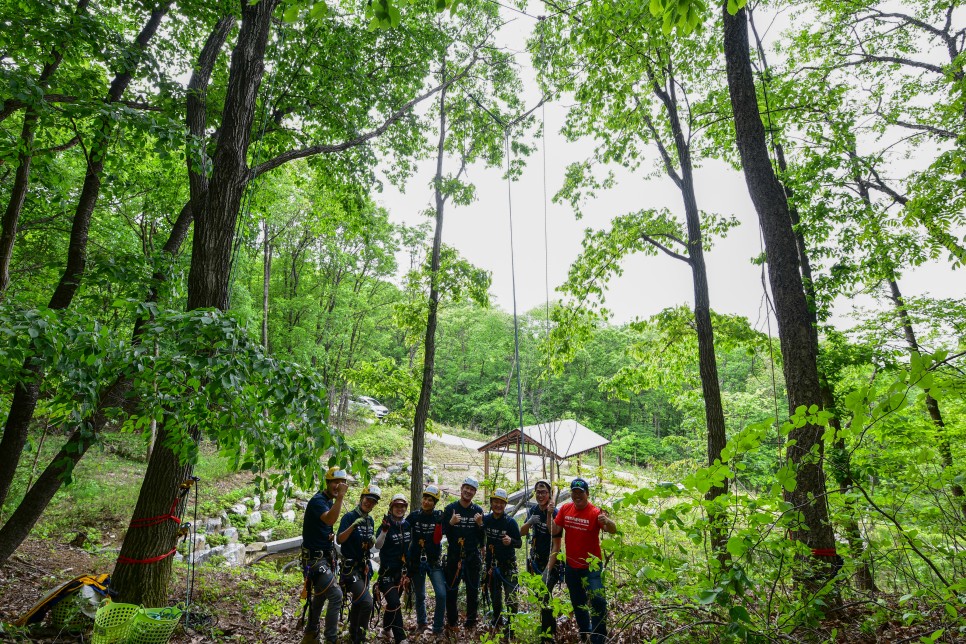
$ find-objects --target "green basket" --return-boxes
[127,606,182,644]
[49,597,92,631]
[92,600,139,644]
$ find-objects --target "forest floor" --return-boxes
[0,425,948,643]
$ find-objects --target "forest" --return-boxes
[0,0,964,642]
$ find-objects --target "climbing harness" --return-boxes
[446,538,466,591]
[14,573,111,627]
[297,548,338,630]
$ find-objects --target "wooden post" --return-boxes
[598,445,603,470]
[484,450,490,498]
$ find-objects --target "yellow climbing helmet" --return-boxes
[325,466,348,481]
[490,488,509,503]
[422,484,442,502]
[361,484,382,501]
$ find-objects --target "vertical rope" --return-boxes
[505,132,529,500]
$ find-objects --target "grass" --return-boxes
[345,422,409,458]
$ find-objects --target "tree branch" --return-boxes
[638,99,682,189]
[883,116,957,140]
[847,53,945,75]
[1,94,162,114]
[641,234,690,264]
[250,50,482,180]
[34,135,81,156]
[858,9,950,42]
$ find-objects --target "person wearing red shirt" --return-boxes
[550,477,616,644]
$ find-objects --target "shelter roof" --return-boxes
[477,419,610,460]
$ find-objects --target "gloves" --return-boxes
[351,516,365,529]
[381,514,392,532]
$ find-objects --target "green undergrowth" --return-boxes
[345,422,409,458]
[1,428,240,549]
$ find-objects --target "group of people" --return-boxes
[299,466,617,643]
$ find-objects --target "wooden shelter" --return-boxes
[477,419,610,485]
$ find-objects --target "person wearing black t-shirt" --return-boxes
[482,488,522,636]
[300,467,348,644]
[520,478,561,643]
[442,476,484,633]
[337,484,381,644]
[374,494,412,643]
[405,484,446,636]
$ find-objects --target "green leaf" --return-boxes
[726,536,748,557]
[282,4,300,22]
[729,605,751,623]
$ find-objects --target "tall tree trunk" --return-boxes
[777,133,874,589]
[411,63,447,506]
[111,0,278,606]
[0,0,90,295]
[653,64,730,553]
[0,2,172,509]
[722,4,836,568]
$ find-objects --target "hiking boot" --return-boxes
[301,632,321,644]
[410,623,429,635]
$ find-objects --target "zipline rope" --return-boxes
[504,130,530,507]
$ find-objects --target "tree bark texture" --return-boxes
[411,68,447,506]
[186,1,275,312]
[0,1,172,510]
[113,0,278,606]
[785,131,875,589]
[722,4,835,554]
[0,0,90,295]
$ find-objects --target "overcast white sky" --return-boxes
[375,5,963,334]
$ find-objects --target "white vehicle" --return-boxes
[349,395,389,418]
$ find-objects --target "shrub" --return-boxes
[346,424,408,458]
[272,521,301,540]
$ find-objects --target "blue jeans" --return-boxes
[564,565,607,644]
[411,563,447,632]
